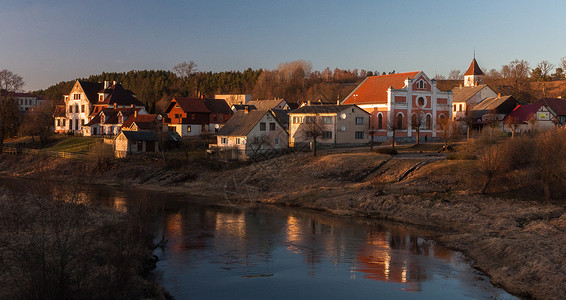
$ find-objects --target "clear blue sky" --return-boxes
[2,0,566,91]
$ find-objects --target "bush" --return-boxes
[374,148,398,155]
[446,153,476,160]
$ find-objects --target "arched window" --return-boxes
[397,113,403,129]
[426,115,431,130]
[377,113,383,129]
[411,113,417,128]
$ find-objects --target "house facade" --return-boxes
[504,98,566,134]
[163,97,232,137]
[288,104,370,147]
[342,71,452,142]
[451,59,498,121]
[13,93,47,112]
[83,107,148,136]
[212,110,289,160]
[54,80,145,134]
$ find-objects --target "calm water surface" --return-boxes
[0,178,517,299]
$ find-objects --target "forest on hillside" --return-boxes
[34,59,566,114]
[35,61,379,113]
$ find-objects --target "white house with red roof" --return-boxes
[342,71,452,141]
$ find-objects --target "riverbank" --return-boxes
[0,151,564,299]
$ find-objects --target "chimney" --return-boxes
[244,106,249,114]
[130,104,134,108]
[498,93,501,98]
[475,82,478,86]
[113,103,116,109]
[307,100,311,106]
[134,110,138,118]
[104,81,109,89]
[337,100,340,105]
[201,94,204,99]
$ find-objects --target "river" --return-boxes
[0,177,517,299]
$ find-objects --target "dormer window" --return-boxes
[99,95,103,101]
[417,80,427,89]
[119,115,123,123]
[101,114,105,123]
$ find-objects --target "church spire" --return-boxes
[464,58,484,87]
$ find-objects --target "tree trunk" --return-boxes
[416,130,420,145]
[466,125,470,140]
[391,131,395,150]
[480,176,492,194]
[312,137,317,157]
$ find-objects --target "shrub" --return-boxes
[374,148,398,155]
[446,153,476,160]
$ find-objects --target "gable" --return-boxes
[342,71,420,105]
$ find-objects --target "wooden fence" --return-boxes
[1,146,86,159]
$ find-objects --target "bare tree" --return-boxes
[0,69,24,146]
[19,103,53,145]
[410,110,424,145]
[247,135,273,159]
[483,109,500,142]
[173,61,198,79]
[478,144,502,194]
[501,60,532,102]
[301,115,325,156]
[448,69,463,80]
[436,115,455,149]
[537,60,554,80]
[504,114,521,138]
[387,114,402,150]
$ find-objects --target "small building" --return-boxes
[288,104,370,147]
[12,93,47,112]
[470,95,518,130]
[211,109,289,160]
[115,130,181,158]
[83,106,148,136]
[215,94,252,107]
[503,98,566,134]
[231,104,257,112]
[247,99,289,110]
[451,59,498,121]
[163,97,232,137]
[121,114,163,131]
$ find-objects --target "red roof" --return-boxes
[167,97,211,113]
[536,98,566,116]
[464,59,484,76]
[505,103,543,123]
[121,114,159,129]
[343,72,419,105]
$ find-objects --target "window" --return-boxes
[355,131,364,139]
[75,119,79,130]
[74,105,78,113]
[187,125,191,132]
[426,115,432,130]
[74,94,80,100]
[396,113,403,129]
[99,95,103,101]
[62,119,66,126]
[101,114,105,123]
[323,131,332,139]
[292,116,303,124]
[418,97,425,106]
[459,104,463,112]
[81,105,85,113]
[221,137,228,144]
[305,116,315,124]
[57,119,61,126]
[274,137,279,146]
[453,104,457,112]
[322,116,332,124]
[417,80,427,89]
[377,114,383,129]
[137,141,143,152]
[260,122,266,131]
[68,105,72,113]
[355,117,364,124]
[411,114,417,127]
[81,119,85,126]
[118,115,123,123]
[270,122,276,131]
[175,113,181,119]
[236,138,241,145]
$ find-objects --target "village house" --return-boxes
[288,104,370,147]
[503,98,566,134]
[114,115,180,158]
[53,80,145,134]
[163,97,233,137]
[451,59,498,121]
[83,106,148,136]
[210,109,289,160]
[215,94,252,107]
[247,99,290,110]
[12,93,47,112]
[121,114,163,131]
[469,95,518,130]
[342,71,452,142]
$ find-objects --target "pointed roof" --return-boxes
[451,84,491,102]
[342,71,420,105]
[536,98,566,116]
[121,114,160,130]
[505,103,544,123]
[464,59,484,76]
[204,98,232,114]
[97,83,145,107]
[77,81,104,104]
[217,110,283,137]
[166,97,210,113]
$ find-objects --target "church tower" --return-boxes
[463,58,484,87]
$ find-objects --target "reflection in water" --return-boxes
[0,177,517,300]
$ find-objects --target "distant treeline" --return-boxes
[34,61,383,113]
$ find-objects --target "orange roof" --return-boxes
[343,72,419,105]
[464,59,484,76]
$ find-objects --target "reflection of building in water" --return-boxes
[356,229,431,292]
[215,212,247,239]
[286,215,301,252]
